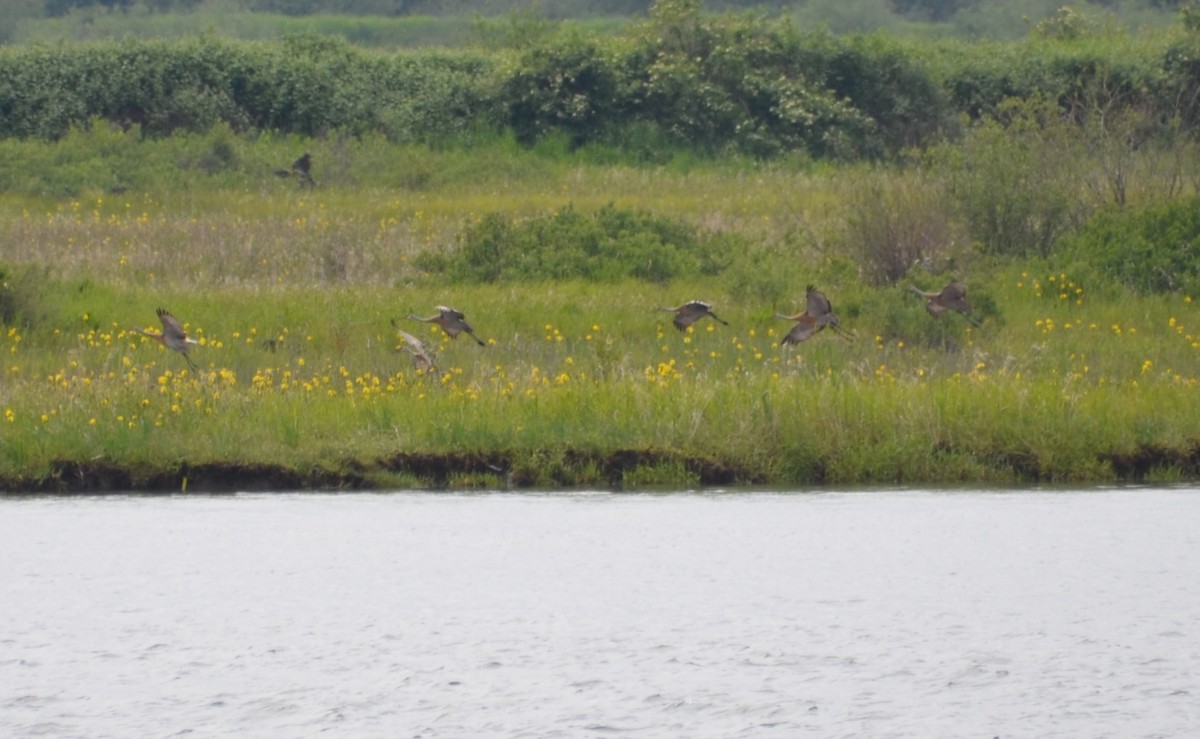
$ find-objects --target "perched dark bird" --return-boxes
[274,152,314,187]
[657,300,729,332]
[132,308,199,370]
[777,285,854,345]
[391,321,438,374]
[406,306,486,347]
[908,283,982,327]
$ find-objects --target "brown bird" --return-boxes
[658,300,729,331]
[777,285,854,345]
[406,305,486,346]
[391,321,438,374]
[908,283,982,327]
[132,308,199,370]
[274,152,314,187]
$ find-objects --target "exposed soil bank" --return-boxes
[2,444,1200,494]
[0,450,758,494]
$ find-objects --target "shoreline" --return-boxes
[3,443,1198,494]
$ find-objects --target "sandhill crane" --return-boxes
[132,308,199,370]
[658,300,729,331]
[406,305,486,346]
[274,152,314,187]
[908,282,982,327]
[391,321,438,374]
[777,285,854,345]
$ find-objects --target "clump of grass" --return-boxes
[416,203,732,283]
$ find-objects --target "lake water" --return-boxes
[2,488,1197,738]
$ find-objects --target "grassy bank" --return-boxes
[3,133,1200,491]
[2,274,1199,491]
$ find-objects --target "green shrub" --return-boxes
[1061,196,1200,295]
[931,97,1086,257]
[839,167,963,286]
[416,203,731,283]
[501,0,946,159]
[503,34,622,148]
[0,36,496,142]
[0,264,48,327]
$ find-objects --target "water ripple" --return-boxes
[1,489,1198,737]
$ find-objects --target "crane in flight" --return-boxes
[777,285,854,345]
[274,152,314,187]
[391,321,438,374]
[908,282,982,327]
[657,300,729,332]
[405,305,487,346]
[132,308,199,370]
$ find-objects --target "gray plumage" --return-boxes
[392,322,438,373]
[776,285,854,345]
[908,283,982,327]
[133,308,199,370]
[658,300,729,331]
[406,305,486,346]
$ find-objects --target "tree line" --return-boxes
[2,0,1200,163]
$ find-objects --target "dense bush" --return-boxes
[415,204,732,283]
[0,36,494,141]
[931,97,1086,257]
[2,4,1200,164]
[503,34,622,148]
[1060,196,1200,295]
[504,0,946,158]
[839,168,963,285]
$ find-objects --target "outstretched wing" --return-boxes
[672,303,705,330]
[805,285,833,318]
[938,283,971,313]
[156,309,187,342]
[397,329,437,370]
[781,320,821,345]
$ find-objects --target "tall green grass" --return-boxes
[2,130,1200,489]
[1,271,1198,488]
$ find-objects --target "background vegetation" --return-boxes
[2,0,1192,45]
[3,0,1200,490]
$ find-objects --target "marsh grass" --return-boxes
[3,133,1200,489]
[2,271,1199,489]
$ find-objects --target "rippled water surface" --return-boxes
[3,489,1198,737]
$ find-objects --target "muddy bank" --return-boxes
[0,450,760,494]
[2,444,1199,494]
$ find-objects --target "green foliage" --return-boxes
[498,1,948,158]
[0,37,495,142]
[0,120,302,196]
[1061,196,1200,294]
[0,264,47,327]
[503,34,622,148]
[839,167,963,285]
[721,239,800,307]
[822,34,952,154]
[4,134,1200,486]
[1033,6,1108,41]
[417,204,731,283]
[3,14,1200,167]
[931,97,1086,257]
